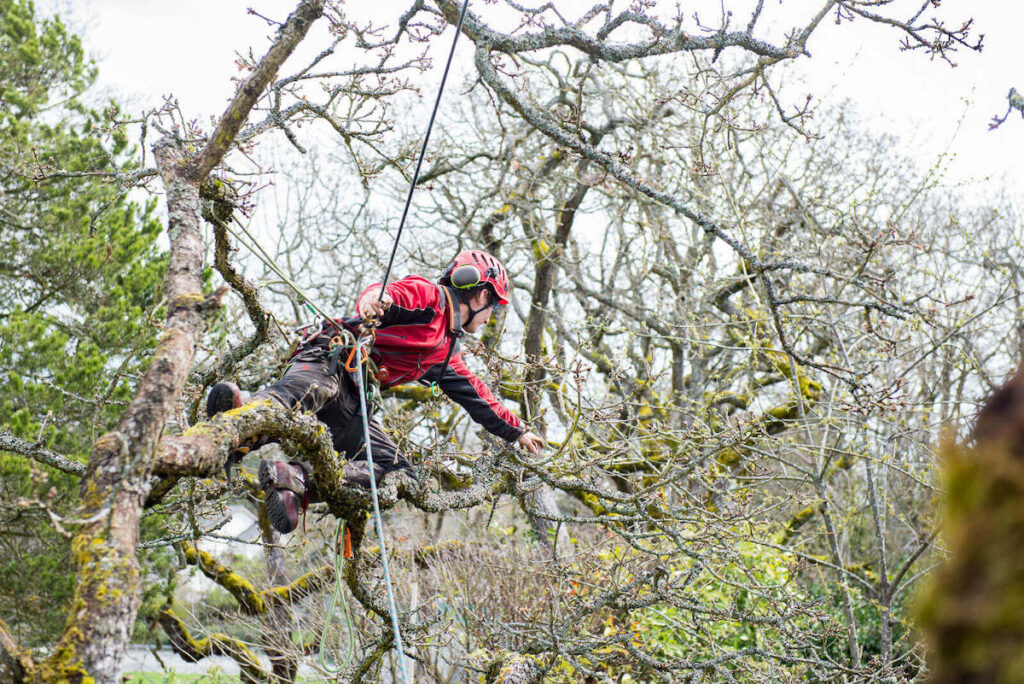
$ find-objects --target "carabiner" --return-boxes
[344,344,360,373]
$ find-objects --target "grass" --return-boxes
[124,672,242,683]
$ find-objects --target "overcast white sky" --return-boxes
[46,0,1024,199]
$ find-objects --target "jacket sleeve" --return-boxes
[436,353,524,442]
[356,278,439,327]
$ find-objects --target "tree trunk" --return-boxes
[4,3,327,680]
[35,139,206,683]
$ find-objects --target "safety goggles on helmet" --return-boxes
[453,270,505,313]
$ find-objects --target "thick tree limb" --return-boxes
[180,541,334,614]
[182,543,267,614]
[154,399,336,479]
[436,0,795,61]
[191,0,326,180]
[158,608,268,683]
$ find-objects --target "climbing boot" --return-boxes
[259,460,320,534]
[206,381,243,418]
[206,382,273,482]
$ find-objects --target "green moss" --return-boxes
[36,598,98,682]
[182,399,275,437]
[579,491,608,516]
[264,565,331,603]
[766,401,798,422]
[168,292,204,311]
[798,374,823,400]
[182,544,265,614]
[383,383,437,402]
[777,505,816,544]
[35,659,95,684]
[497,372,525,402]
[918,439,1024,681]
[436,468,474,491]
[716,448,742,467]
[704,389,751,409]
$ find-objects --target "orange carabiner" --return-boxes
[344,343,360,372]
[328,335,342,351]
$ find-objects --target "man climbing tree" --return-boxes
[208,249,545,534]
[0,0,998,680]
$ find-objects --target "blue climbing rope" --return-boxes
[353,337,411,682]
[221,2,474,678]
[358,1,472,680]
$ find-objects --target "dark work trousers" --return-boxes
[250,346,412,474]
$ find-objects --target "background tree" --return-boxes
[0,0,166,645]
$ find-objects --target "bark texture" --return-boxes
[0,2,326,681]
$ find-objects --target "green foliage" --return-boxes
[803,582,914,674]
[628,539,801,675]
[0,0,167,643]
[0,0,92,121]
[548,533,811,681]
[0,452,80,645]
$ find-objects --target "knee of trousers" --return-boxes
[257,359,340,413]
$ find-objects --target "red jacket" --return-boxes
[356,275,524,442]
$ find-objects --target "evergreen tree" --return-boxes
[0,0,166,643]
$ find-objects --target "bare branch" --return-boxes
[0,429,86,477]
[191,0,326,180]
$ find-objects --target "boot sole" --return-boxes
[206,382,241,419]
[259,460,300,534]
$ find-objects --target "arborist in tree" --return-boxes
[206,250,545,534]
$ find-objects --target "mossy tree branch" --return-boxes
[187,194,273,423]
[180,541,334,614]
[17,3,328,679]
[182,543,267,615]
[0,429,85,477]
[153,399,338,481]
[158,607,268,684]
